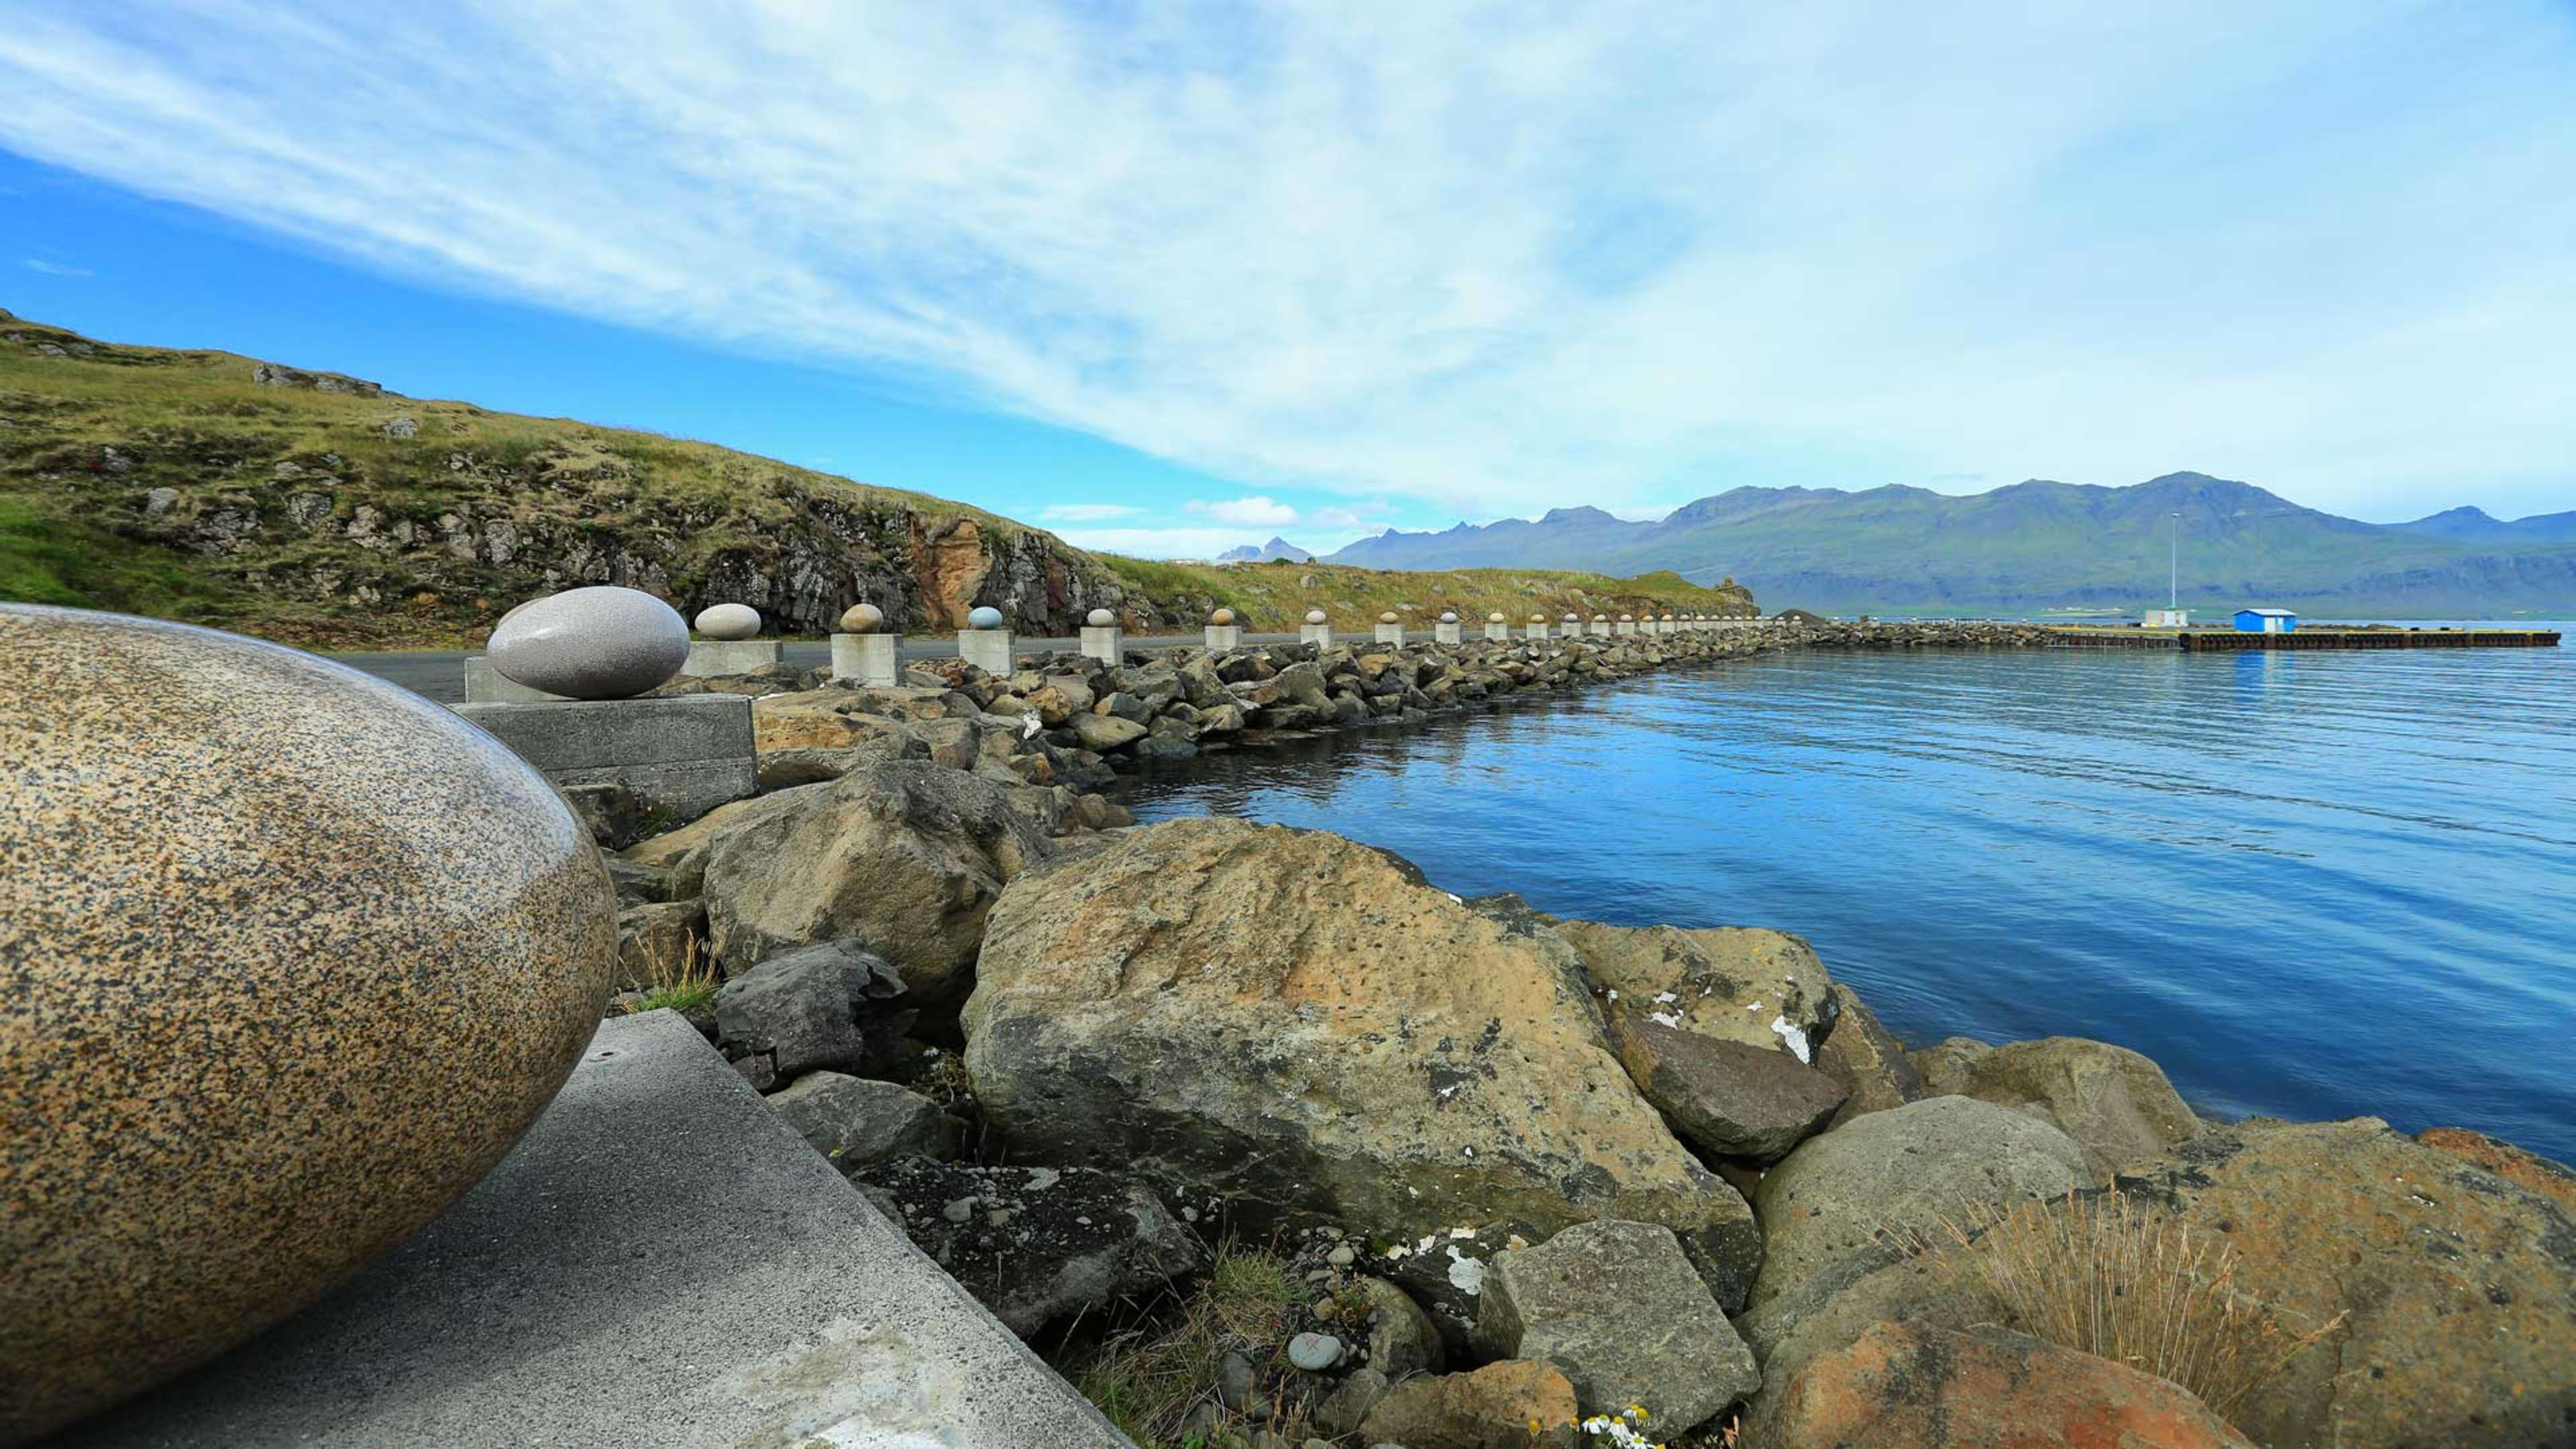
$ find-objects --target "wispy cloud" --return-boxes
[1186,496,1300,528]
[21,258,91,277]
[0,5,2570,518]
[1038,502,1145,523]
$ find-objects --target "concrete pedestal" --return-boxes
[1485,623,1511,642]
[1589,621,1611,637]
[1525,624,1550,642]
[462,655,566,703]
[1615,622,1636,637]
[60,1013,1132,1449]
[1079,625,1124,665]
[959,629,1015,676]
[1374,623,1405,647]
[455,694,755,828]
[1203,625,1243,651]
[683,639,782,677]
[830,631,898,686]
[1299,624,1334,648]
[1434,622,1462,646]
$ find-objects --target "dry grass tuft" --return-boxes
[1065,1242,1313,1449]
[621,930,720,1016]
[1911,1189,2346,1422]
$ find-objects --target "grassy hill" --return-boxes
[0,308,1746,646]
[1330,473,2576,619]
[1097,555,1752,630]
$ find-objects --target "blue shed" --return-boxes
[2235,608,2297,633]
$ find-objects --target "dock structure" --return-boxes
[2048,627,2560,652]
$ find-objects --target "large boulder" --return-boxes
[852,1158,1202,1336]
[2104,1119,2576,1448]
[1811,981,1924,1128]
[1772,1323,2253,1448]
[702,762,1055,1003]
[1356,1360,1578,1449]
[1743,1118,2576,1449]
[1472,1220,1759,1433]
[1925,1035,2202,1179]
[1748,1095,2086,1319]
[1554,918,1834,1057]
[766,1071,962,1171]
[962,820,1763,1319]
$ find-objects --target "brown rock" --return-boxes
[1811,981,1923,1128]
[0,606,616,1443]
[1356,1360,1579,1449]
[1606,1012,1844,1163]
[614,899,707,991]
[962,820,1762,1318]
[1941,1035,2202,1181]
[702,762,1055,1004]
[1556,918,1833,1053]
[1776,1323,2254,1448]
[2418,1125,2576,1213]
[751,692,929,755]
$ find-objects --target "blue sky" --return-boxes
[4,2,2572,555]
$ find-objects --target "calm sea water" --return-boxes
[1124,627,2576,1164]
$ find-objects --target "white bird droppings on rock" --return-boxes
[1771,1015,1813,1063]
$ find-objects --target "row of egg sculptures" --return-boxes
[0,601,619,1442]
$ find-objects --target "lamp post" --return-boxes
[2169,511,2180,611]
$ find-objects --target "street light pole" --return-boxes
[2169,511,2180,610]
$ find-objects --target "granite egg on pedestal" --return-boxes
[1085,608,1116,627]
[1210,608,1236,625]
[0,606,617,1444]
[488,586,689,700]
[1305,609,1328,625]
[967,606,1006,629]
[839,603,885,633]
[694,602,761,640]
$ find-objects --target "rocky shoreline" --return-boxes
[590,621,2573,1448]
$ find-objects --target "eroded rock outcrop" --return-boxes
[1772,1323,2254,1448]
[961,818,1764,1325]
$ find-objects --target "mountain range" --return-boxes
[1326,473,2576,617]
[1216,536,1314,563]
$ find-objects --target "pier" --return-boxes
[2047,627,2561,651]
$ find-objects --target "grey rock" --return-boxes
[712,938,908,1080]
[767,1071,961,1171]
[1606,1012,1845,1163]
[1746,1095,2086,1323]
[1931,1034,2203,1180]
[383,415,419,439]
[854,1159,1203,1336]
[613,900,705,992]
[1811,981,1925,1128]
[1217,1350,1257,1409]
[1354,1276,1443,1378]
[1070,712,1147,751]
[1473,1218,1758,1433]
[1315,1368,1390,1438]
[487,586,690,700]
[1285,1332,1342,1372]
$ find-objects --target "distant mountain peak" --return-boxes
[1216,536,1314,563]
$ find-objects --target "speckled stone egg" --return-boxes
[967,606,1006,629]
[839,603,885,633]
[1210,608,1236,625]
[1305,609,1328,625]
[1085,608,1116,627]
[694,602,761,639]
[488,586,688,700]
[1379,611,1399,623]
[1439,611,1458,623]
[0,606,617,1444]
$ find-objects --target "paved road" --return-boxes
[332,633,1303,703]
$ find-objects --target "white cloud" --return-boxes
[0,4,2571,517]
[1054,523,1375,560]
[21,258,91,277]
[1186,496,1301,528]
[1038,502,1145,522]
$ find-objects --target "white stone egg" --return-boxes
[694,602,760,640]
[488,587,689,700]
[1085,608,1116,627]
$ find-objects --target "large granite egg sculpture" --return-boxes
[0,606,617,1444]
[839,603,885,633]
[967,606,1005,629]
[488,586,688,700]
[694,602,761,640]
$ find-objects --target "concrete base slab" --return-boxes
[1525,625,1550,641]
[456,694,755,827]
[62,1013,1134,1449]
[1078,626,1124,665]
[462,655,567,703]
[1299,624,1333,648]
[1202,625,1242,651]
[684,639,783,676]
[1434,623,1462,646]
[1590,621,1611,637]
[831,631,898,686]
[959,630,1014,676]
[1374,624,1405,646]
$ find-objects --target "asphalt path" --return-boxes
[331,633,1303,703]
